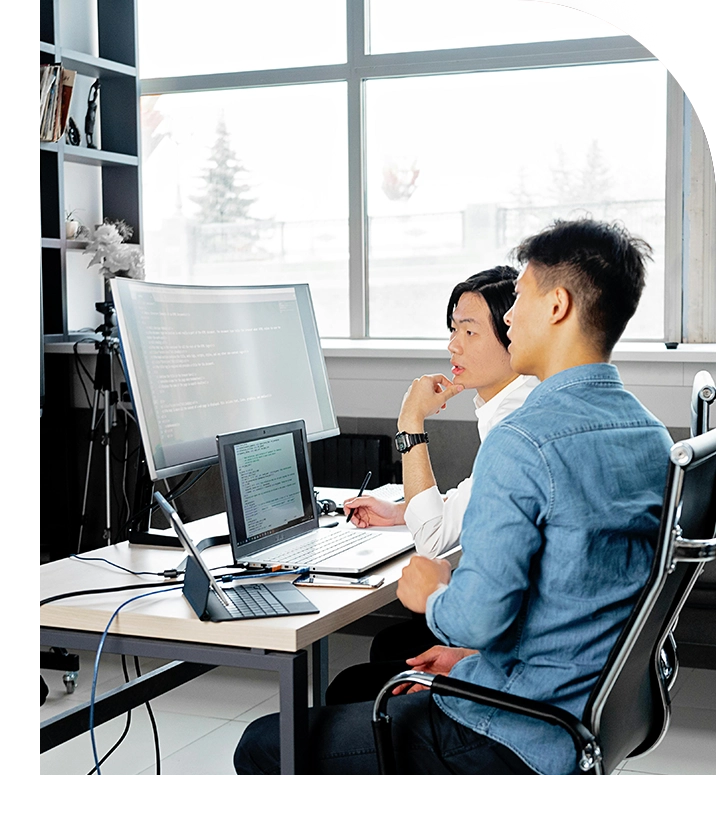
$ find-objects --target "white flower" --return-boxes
[84,221,145,280]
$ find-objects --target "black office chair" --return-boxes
[372,429,716,774]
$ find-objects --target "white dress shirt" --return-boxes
[403,374,539,558]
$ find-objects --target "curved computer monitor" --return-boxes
[111,279,339,481]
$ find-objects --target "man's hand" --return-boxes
[393,645,478,694]
[396,554,452,614]
[398,374,464,432]
[343,496,406,528]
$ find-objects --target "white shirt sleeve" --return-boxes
[403,477,473,558]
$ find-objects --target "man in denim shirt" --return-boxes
[234,218,672,774]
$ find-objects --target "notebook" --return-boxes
[216,420,415,575]
[154,492,319,622]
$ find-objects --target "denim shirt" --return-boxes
[425,364,672,775]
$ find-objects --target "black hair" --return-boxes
[446,266,519,351]
[512,218,652,355]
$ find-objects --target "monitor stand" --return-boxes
[127,453,229,552]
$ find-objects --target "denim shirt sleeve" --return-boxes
[426,423,551,649]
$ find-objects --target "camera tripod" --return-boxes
[77,299,123,551]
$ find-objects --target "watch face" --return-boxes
[395,432,427,453]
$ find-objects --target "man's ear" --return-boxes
[549,286,572,325]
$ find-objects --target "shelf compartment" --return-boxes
[40,0,54,44]
[40,149,61,238]
[41,239,93,251]
[67,239,90,251]
[41,141,138,167]
[58,48,137,79]
[62,144,139,167]
[42,247,65,336]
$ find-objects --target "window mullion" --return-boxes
[664,72,684,343]
[347,0,368,338]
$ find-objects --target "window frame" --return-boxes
[139,0,712,343]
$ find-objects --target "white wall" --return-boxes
[322,341,716,430]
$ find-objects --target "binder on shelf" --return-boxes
[40,63,77,142]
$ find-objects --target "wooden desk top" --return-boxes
[41,514,460,653]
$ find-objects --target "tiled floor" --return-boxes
[40,635,716,775]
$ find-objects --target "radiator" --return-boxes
[309,433,395,489]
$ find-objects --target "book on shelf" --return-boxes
[39,64,58,133]
[40,63,77,142]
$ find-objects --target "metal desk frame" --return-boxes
[40,626,329,774]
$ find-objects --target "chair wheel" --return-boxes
[63,671,78,694]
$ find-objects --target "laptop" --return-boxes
[216,420,415,575]
[154,492,319,622]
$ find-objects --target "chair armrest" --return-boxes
[372,670,601,774]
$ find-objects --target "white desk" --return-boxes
[40,513,460,773]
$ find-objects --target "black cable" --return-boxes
[118,468,207,540]
[73,339,97,408]
[165,467,212,503]
[41,565,306,607]
[68,553,298,582]
[88,655,133,775]
[70,554,184,579]
[117,466,213,545]
[134,656,161,775]
[88,586,182,773]
[40,581,183,606]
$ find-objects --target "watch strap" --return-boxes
[395,430,429,453]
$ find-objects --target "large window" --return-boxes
[366,0,620,53]
[138,0,346,77]
[140,83,349,336]
[138,0,706,342]
[365,62,666,338]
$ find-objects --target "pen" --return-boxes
[346,470,372,523]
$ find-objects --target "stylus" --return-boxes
[345,470,372,523]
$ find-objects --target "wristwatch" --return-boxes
[395,430,429,454]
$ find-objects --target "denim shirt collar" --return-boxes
[531,363,621,397]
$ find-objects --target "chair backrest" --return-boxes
[691,370,715,437]
[582,427,716,775]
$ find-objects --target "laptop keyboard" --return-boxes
[275,528,379,565]
[222,583,291,619]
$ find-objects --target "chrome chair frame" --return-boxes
[690,369,716,437]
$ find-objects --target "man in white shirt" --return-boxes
[326,267,538,702]
[344,267,538,558]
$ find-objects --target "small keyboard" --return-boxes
[275,528,379,565]
[222,583,292,619]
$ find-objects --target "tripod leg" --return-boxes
[77,387,102,552]
[103,386,112,543]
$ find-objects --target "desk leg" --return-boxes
[278,649,309,774]
[311,637,329,707]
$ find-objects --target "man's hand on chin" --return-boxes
[397,555,452,614]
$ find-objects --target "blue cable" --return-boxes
[89,585,182,775]
[87,569,308,773]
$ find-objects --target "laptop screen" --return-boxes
[217,420,318,562]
